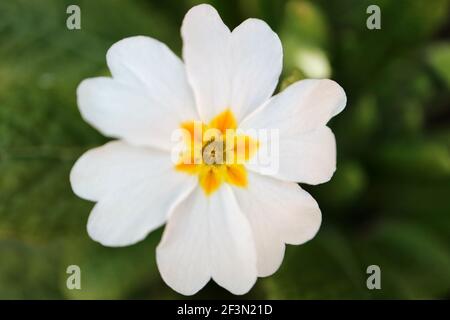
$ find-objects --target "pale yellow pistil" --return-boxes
[175,109,259,195]
[202,139,225,165]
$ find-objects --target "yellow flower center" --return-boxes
[175,109,259,195]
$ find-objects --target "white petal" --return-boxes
[181,4,282,121]
[77,78,171,150]
[233,172,321,277]
[246,126,337,184]
[241,79,346,134]
[181,4,230,122]
[157,186,257,295]
[78,36,198,149]
[70,141,197,246]
[241,79,345,184]
[230,19,282,121]
[106,36,197,121]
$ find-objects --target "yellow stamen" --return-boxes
[225,164,247,187]
[208,109,237,134]
[175,109,257,196]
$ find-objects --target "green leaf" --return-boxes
[427,42,450,87]
[279,0,331,78]
[357,221,450,299]
[262,228,369,299]
[0,240,61,299]
[60,233,163,299]
[372,141,450,180]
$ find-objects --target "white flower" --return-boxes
[70,4,346,295]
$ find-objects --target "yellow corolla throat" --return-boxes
[175,109,259,196]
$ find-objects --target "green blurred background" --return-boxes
[0,0,449,299]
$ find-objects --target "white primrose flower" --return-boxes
[70,4,346,295]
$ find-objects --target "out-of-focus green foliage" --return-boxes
[0,0,449,299]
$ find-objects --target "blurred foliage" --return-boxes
[0,0,449,299]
